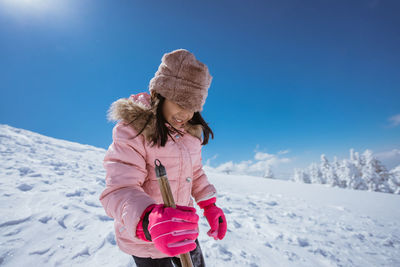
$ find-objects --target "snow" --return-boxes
[292,149,400,194]
[1,124,400,267]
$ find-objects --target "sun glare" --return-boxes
[0,0,70,17]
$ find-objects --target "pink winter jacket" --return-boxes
[99,92,217,258]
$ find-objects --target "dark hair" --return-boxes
[133,92,214,147]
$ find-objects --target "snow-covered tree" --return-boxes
[291,149,398,194]
[263,165,275,179]
[293,168,311,183]
[388,165,400,194]
[336,159,350,188]
[354,151,361,165]
[292,168,301,182]
[361,150,391,193]
[216,161,234,175]
[340,149,365,189]
[302,169,311,184]
[335,150,364,189]
[350,148,355,161]
[320,154,340,187]
[345,159,366,190]
[309,162,323,184]
[329,156,340,187]
[319,154,330,184]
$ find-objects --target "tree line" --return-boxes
[292,149,400,194]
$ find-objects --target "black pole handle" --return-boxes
[154,159,167,177]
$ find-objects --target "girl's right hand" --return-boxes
[146,204,199,256]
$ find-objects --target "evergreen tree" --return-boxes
[291,149,397,194]
[302,169,311,184]
[216,161,234,175]
[354,151,360,164]
[346,158,366,190]
[329,156,340,187]
[319,154,330,184]
[292,168,302,182]
[336,159,349,188]
[309,162,323,184]
[350,148,355,161]
[263,165,275,179]
[292,168,311,183]
[361,150,391,193]
[388,165,400,194]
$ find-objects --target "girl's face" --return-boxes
[162,98,194,129]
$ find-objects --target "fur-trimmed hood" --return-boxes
[106,92,203,143]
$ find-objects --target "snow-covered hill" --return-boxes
[1,124,399,267]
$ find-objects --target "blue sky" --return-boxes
[1,0,399,178]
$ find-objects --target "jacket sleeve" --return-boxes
[191,144,217,203]
[99,121,156,240]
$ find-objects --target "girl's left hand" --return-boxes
[197,197,227,240]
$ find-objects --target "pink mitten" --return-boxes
[198,197,227,240]
[136,204,199,256]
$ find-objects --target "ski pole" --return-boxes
[154,159,194,267]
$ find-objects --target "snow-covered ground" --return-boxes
[1,124,399,267]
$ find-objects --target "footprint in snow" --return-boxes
[0,216,31,228]
[352,233,365,242]
[65,190,83,197]
[233,220,241,229]
[84,200,102,208]
[264,241,273,248]
[285,212,298,219]
[106,232,116,245]
[97,215,113,222]
[310,248,329,258]
[284,250,300,261]
[17,183,33,191]
[57,214,69,229]
[74,222,86,230]
[4,228,22,236]
[248,201,257,207]
[71,246,90,259]
[266,215,277,224]
[18,167,33,176]
[382,237,399,247]
[218,245,233,261]
[222,207,232,214]
[38,216,52,224]
[297,237,310,247]
[29,247,51,255]
[27,173,42,178]
[266,201,278,206]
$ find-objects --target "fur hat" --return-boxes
[148,48,213,112]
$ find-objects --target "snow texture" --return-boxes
[1,124,400,266]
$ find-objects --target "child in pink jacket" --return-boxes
[99,49,227,267]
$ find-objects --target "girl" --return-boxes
[99,49,227,267]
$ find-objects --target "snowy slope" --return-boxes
[1,124,399,267]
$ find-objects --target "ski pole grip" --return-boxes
[154,159,193,267]
[155,159,167,177]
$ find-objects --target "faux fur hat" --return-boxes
[148,48,213,112]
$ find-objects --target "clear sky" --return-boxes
[1,0,399,178]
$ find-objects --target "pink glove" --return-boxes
[198,197,227,240]
[136,204,199,256]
